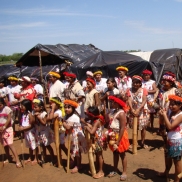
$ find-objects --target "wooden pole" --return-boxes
[66,132,71,173]
[20,132,25,168]
[85,130,96,176]
[0,140,5,169]
[132,117,138,154]
[54,118,62,168]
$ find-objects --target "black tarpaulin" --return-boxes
[70,51,150,80]
[16,43,101,67]
[149,48,182,83]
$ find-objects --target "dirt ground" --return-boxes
[0,118,179,182]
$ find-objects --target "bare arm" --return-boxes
[148,82,157,94]
[85,120,100,135]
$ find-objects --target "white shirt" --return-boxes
[0,87,8,98]
[115,76,132,93]
[7,84,22,102]
[95,78,107,93]
[49,80,65,101]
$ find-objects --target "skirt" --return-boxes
[167,138,182,158]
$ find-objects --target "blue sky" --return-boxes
[0,0,182,55]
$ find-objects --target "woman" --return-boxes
[127,75,149,148]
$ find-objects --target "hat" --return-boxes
[93,71,103,76]
[168,95,182,103]
[116,66,128,72]
[63,72,76,78]
[142,69,152,75]
[48,71,61,79]
[162,72,175,82]
[132,75,143,82]
[22,76,31,82]
[86,71,93,77]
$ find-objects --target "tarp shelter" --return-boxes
[16,43,101,67]
[149,48,182,84]
[70,51,151,81]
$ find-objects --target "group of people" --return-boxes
[0,65,182,182]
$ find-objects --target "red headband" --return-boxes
[142,69,152,75]
[132,75,143,81]
[86,78,96,87]
[63,72,76,78]
[165,72,175,78]
[108,96,129,112]
[86,111,105,124]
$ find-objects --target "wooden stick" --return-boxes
[66,132,71,173]
[132,117,138,154]
[85,130,96,176]
[20,132,25,168]
[54,118,62,168]
[0,140,5,169]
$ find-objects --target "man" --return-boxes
[82,71,94,91]
[93,70,107,93]
[15,76,36,101]
[48,71,65,101]
[31,77,44,101]
[63,72,85,115]
[142,69,157,132]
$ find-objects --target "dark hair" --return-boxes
[0,77,5,84]
[21,99,32,112]
[0,98,6,105]
[132,79,142,87]
[87,106,100,116]
[106,77,117,88]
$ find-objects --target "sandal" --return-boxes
[140,143,148,149]
[24,159,31,164]
[120,174,127,181]
[107,171,118,178]
[16,162,22,168]
[93,173,104,179]
[3,159,9,164]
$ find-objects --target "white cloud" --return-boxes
[0,22,47,30]
[0,8,116,18]
[125,20,182,34]
[174,0,182,2]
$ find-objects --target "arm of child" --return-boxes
[37,114,47,125]
[0,113,12,132]
[160,109,182,130]
[62,121,72,130]
[116,112,126,146]
[85,120,99,135]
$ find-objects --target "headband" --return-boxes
[50,98,63,107]
[64,99,78,108]
[132,75,143,81]
[116,66,128,72]
[142,69,152,75]
[8,76,18,81]
[33,99,41,104]
[86,78,96,87]
[86,111,105,124]
[108,96,129,112]
[63,72,76,78]
[49,71,61,79]
[93,71,102,76]
[162,75,175,82]
[168,95,182,103]
[86,71,93,77]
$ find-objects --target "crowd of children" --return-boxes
[0,66,182,182]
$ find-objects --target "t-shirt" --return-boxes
[64,114,80,126]
[7,84,22,102]
[0,106,12,126]
[21,113,31,127]
[0,87,8,98]
[54,109,62,121]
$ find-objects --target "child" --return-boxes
[47,97,69,165]
[18,99,38,165]
[100,77,119,107]
[106,95,130,181]
[84,106,105,179]
[0,98,21,168]
[159,95,182,182]
[33,99,54,164]
[63,99,87,173]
